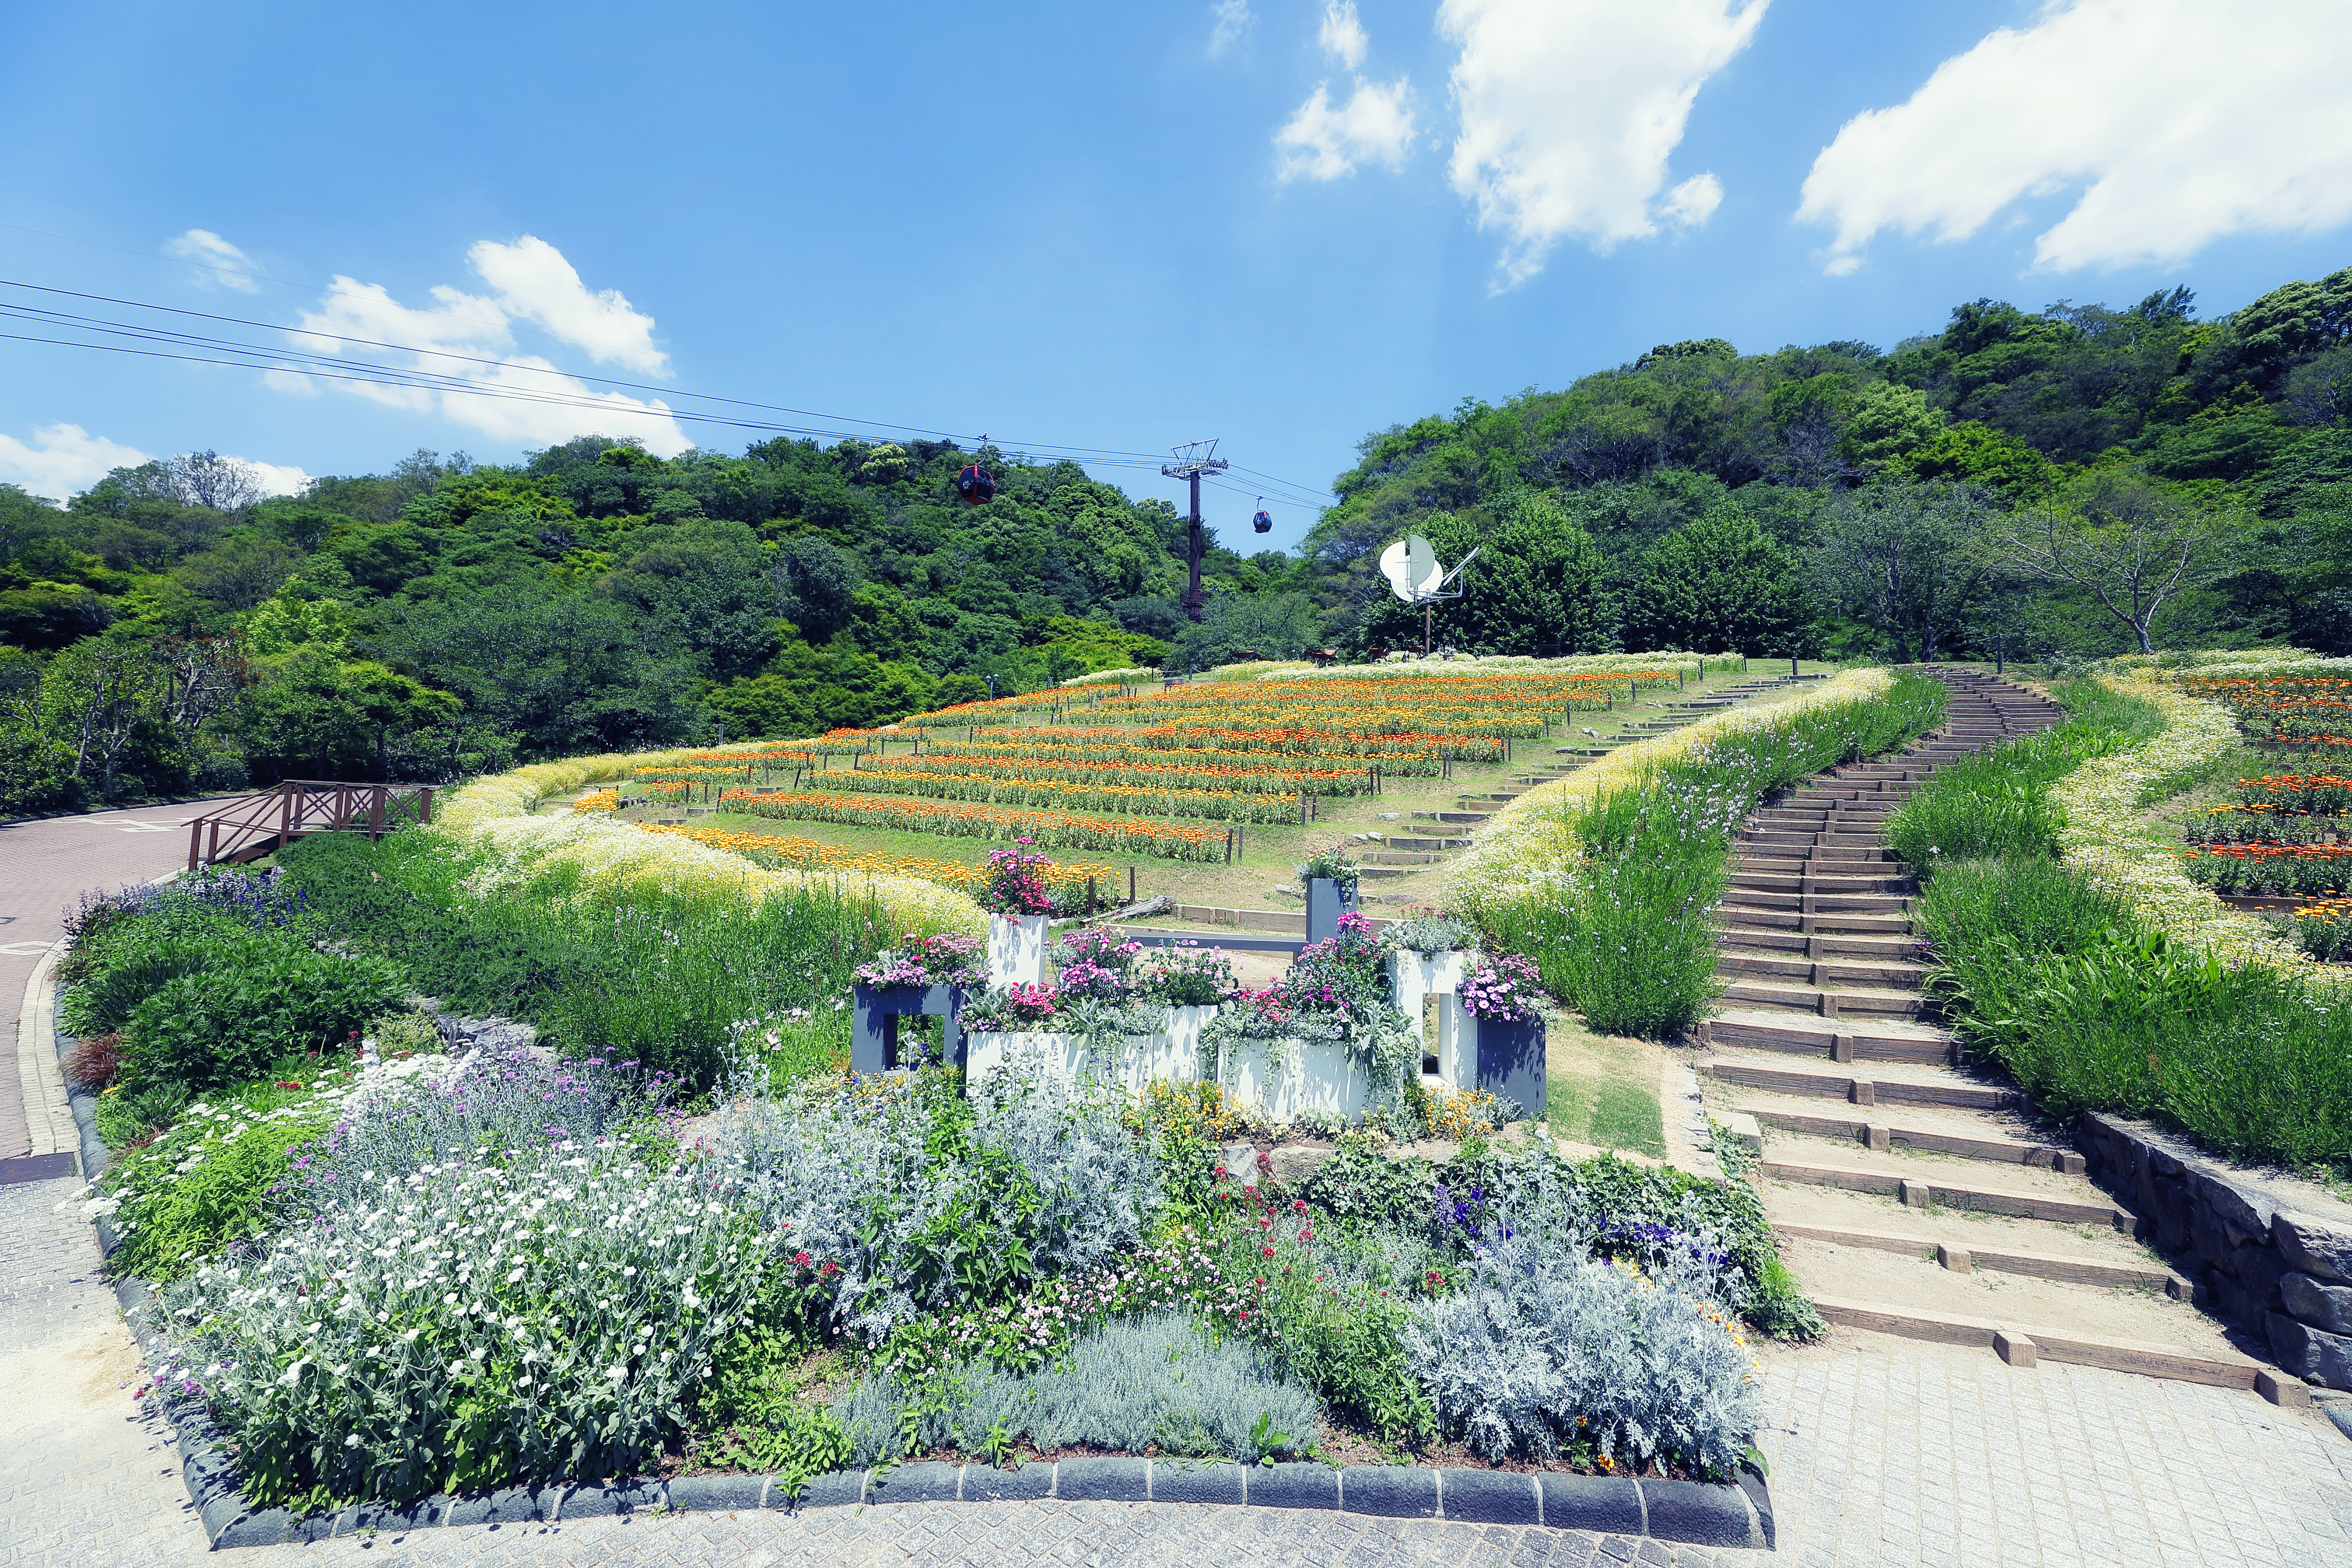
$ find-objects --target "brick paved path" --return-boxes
[9,821,2352,1565]
[0,798,245,1158]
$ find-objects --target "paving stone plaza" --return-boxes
[11,805,2352,1568]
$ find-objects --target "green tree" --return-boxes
[1363,495,1616,655]
[1982,471,2249,654]
[232,654,459,781]
[1811,484,1995,662]
[1627,504,1813,655]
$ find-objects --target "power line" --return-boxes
[0,277,1338,497]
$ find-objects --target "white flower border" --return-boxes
[2050,670,2314,974]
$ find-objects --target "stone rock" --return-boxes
[2192,1165,2280,1243]
[2284,1273,2352,1336]
[1268,1143,1338,1188]
[2268,1313,2352,1391]
[2276,1212,2352,1285]
[2229,1239,2292,1312]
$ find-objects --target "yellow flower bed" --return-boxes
[2052,671,2314,973]
[431,745,985,937]
[1446,668,1892,922]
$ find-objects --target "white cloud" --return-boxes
[162,228,262,293]
[434,356,690,454]
[224,457,313,498]
[276,239,690,456]
[1438,0,1768,286]
[0,423,151,501]
[1209,0,1252,57]
[1318,0,1367,68]
[1797,0,2352,275]
[1275,77,1416,182]
[466,237,668,373]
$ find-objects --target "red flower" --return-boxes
[793,1250,813,1268]
[1261,1245,1276,1259]
[1292,1198,1308,1214]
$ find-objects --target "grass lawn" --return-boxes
[1540,1013,1667,1159]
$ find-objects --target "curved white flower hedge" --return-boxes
[1447,667,1894,923]
[432,748,986,937]
[2053,670,2314,973]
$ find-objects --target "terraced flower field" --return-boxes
[572,654,1780,917]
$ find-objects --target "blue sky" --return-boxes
[3,0,2349,550]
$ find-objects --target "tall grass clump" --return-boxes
[1886,678,2164,872]
[1493,672,1949,1037]
[278,830,901,1088]
[1919,858,2352,1170]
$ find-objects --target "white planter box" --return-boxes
[987,914,1049,988]
[963,1006,1221,1094]
[1388,949,1473,1088]
[1217,1036,1373,1125]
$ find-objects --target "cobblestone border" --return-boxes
[50,991,1773,1554]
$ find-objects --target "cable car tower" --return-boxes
[1379,533,1481,655]
[1162,438,1229,622]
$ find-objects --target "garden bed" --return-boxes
[41,687,1827,1548]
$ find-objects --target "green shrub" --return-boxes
[93,1101,335,1281]
[119,945,403,1098]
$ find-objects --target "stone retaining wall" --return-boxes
[2078,1110,2352,1390]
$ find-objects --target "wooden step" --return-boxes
[1722,889,1913,914]
[1773,1225,2180,1293]
[1704,1013,1953,1064]
[1716,980,1926,1019]
[1740,1105,2084,1171]
[1715,927,1924,960]
[1756,1160,2128,1227]
[1728,871,1914,895]
[1714,951,1928,987]
[1706,1058,2017,1110]
[1808,1297,2296,1401]
[1716,903,1914,935]
[1383,835,1471,851]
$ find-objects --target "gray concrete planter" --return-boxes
[1303,876,1359,943]
[851,981,968,1072]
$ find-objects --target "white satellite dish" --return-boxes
[1379,534,1444,602]
[1376,534,1484,655]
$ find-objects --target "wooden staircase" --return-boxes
[1700,670,2307,1403]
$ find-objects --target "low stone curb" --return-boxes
[52,993,1774,1554]
[165,1459,1772,1552]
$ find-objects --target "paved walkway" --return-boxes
[0,797,245,1158]
[9,821,2352,1565]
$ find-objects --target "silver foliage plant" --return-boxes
[705,1063,1158,1346]
[150,1142,772,1504]
[1404,1196,1762,1477]
[833,1314,1320,1467]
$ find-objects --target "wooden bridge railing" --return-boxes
[187,780,436,872]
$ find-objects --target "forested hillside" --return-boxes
[4,265,2349,811]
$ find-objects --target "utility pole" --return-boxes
[1162,439,1229,623]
